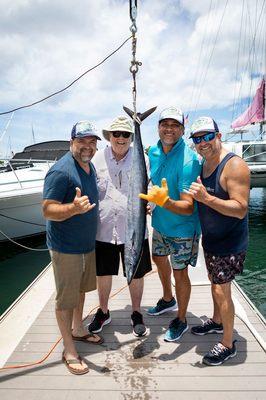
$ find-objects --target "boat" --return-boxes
[0,140,69,242]
[224,77,266,188]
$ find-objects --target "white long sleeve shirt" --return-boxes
[93,146,149,244]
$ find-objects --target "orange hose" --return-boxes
[0,270,156,371]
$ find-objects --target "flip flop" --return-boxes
[72,332,104,344]
[62,352,89,375]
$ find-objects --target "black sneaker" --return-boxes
[131,311,147,337]
[88,308,111,333]
[203,341,237,366]
[191,318,223,336]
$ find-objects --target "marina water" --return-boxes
[0,188,266,318]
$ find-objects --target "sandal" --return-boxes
[72,332,104,344]
[62,352,89,375]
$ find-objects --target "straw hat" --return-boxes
[102,116,134,141]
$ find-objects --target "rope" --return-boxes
[0,228,48,251]
[0,35,132,116]
[0,213,45,227]
[0,269,156,371]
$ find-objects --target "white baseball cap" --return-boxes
[159,107,184,125]
[189,116,219,138]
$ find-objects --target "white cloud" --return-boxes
[0,0,265,153]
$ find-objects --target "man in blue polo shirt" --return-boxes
[42,121,103,375]
[140,107,201,342]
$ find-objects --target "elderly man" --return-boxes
[42,121,103,375]
[188,116,250,366]
[88,116,152,337]
[140,107,201,342]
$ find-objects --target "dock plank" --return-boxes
[1,265,266,399]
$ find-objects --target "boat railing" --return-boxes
[0,158,54,188]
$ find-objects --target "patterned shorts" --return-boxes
[204,251,246,284]
[152,229,200,270]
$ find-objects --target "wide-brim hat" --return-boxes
[102,116,134,141]
[189,116,219,138]
[71,121,101,140]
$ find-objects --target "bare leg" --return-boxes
[129,277,144,312]
[212,282,234,348]
[210,279,222,324]
[72,292,86,336]
[173,268,191,322]
[97,275,112,313]
[56,308,87,372]
[152,255,173,301]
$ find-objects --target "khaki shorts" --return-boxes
[50,250,96,310]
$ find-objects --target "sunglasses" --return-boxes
[112,132,131,139]
[192,132,216,144]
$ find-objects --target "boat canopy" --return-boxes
[11,140,70,161]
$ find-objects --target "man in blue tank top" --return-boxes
[187,116,250,366]
[139,107,201,342]
[42,121,103,375]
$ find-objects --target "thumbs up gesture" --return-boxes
[139,178,170,207]
[187,176,209,203]
[73,187,96,214]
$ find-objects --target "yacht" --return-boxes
[0,141,69,242]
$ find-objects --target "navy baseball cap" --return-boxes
[71,121,101,140]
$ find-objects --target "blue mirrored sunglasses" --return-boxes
[192,132,216,144]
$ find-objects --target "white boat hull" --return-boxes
[0,162,51,242]
[0,190,45,242]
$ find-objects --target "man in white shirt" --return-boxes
[89,116,152,337]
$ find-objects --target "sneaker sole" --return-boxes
[147,304,177,316]
[164,325,189,342]
[203,350,237,366]
[191,328,223,336]
[132,327,148,337]
[90,316,111,333]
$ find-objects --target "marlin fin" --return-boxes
[123,106,157,122]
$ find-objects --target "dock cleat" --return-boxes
[191,318,223,335]
[147,297,177,316]
[203,340,237,366]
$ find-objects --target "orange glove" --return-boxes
[139,178,169,207]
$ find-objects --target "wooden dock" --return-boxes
[0,265,266,399]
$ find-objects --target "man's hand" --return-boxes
[139,178,170,207]
[186,177,210,203]
[73,187,96,214]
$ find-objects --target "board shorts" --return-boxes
[204,251,246,284]
[152,229,200,270]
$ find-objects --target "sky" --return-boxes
[0,0,265,156]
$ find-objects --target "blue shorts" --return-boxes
[152,229,199,270]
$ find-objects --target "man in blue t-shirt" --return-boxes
[187,116,250,366]
[42,121,103,375]
[140,106,201,342]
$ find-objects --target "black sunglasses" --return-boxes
[112,132,131,139]
[192,132,216,144]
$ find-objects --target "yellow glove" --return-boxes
[139,178,169,207]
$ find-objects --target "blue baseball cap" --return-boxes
[71,121,101,140]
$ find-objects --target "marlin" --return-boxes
[123,105,156,284]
